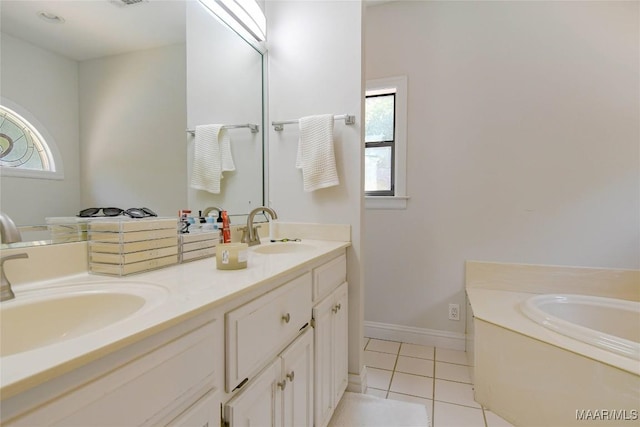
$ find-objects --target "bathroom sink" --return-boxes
[252,242,314,255]
[0,282,167,357]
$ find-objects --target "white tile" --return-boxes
[367,339,401,354]
[435,361,471,384]
[435,348,468,365]
[365,387,387,398]
[396,356,434,377]
[434,379,480,408]
[400,343,434,360]
[433,401,485,427]
[389,372,433,399]
[364,350,397,370]
[485,409,515,427]
[387,393,433,424]
[330,392,431,427]
[363,337,370,350]
[367,367,393,390]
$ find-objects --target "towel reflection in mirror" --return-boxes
[190,124,236,194]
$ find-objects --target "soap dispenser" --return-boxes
[216,212,224,243]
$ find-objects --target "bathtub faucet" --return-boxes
[1,253,28,301]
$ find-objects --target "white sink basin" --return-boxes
[252,242,314,255]
[0,282,167,357]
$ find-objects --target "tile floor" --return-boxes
[363,338,514,427]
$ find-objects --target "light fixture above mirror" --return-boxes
[198,0,266,47]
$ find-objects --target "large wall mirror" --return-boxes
[0,0,264,247]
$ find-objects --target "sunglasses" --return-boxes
[78,207,157,218]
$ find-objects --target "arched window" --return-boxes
[0,103,63,179]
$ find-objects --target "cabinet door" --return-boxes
[332,282,349,404]
[224,359,282,427]
[281,328,314,427]
[312,292,336,427]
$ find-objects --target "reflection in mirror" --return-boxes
[187,1,264,217]
[0,0,264,247]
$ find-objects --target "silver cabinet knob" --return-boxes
[286,371,295,382]
[282,313,291,323]
[277,380,287,390]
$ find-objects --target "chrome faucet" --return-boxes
[202,206,222,218]
[0,211,22,244]
[1,253,28,301]
[241,207,278,246]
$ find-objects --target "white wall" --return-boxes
[365,1,640,337]
[79,44,187,216]
[0,34,81,225]
[265,0,365,385]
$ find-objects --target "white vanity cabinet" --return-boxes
[3,312,223,427]
[313,282,348,427]
[225,272,313,392]
[281,327,314,427]
[311,254,348,427]
[223,251,347,427]
[2,244,349,427]
[224,358,282,427]
[223,327,314,427]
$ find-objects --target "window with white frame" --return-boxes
[365,76,408,209]
[0,103,63,179]
[365,91,395,196]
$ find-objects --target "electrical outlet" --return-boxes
[448,303,460,321]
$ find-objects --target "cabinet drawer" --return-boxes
[312,254,346,303]
[226,273,312,392]
[10,321,219,427]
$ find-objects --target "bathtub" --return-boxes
[465,262,640,425]
[467,287,640,426]
[521,294,640,361]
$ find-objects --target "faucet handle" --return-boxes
[240,225,262,245]
[251,225,263,241]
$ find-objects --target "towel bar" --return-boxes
[272,114,355,131]
[186,123,259,136]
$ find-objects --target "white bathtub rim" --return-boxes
[520,294,640,361]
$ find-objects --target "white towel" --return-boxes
[190,124,235,194]
[296,114,339,192]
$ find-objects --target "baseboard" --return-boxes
[364,321,465,351]
[347,366,367,393]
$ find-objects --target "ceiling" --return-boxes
[0,0,186,61]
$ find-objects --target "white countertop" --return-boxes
[1,239,349,399]
[466,288,639,376]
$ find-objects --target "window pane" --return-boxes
[0,105,50,171]
[365,94,394,142]
[365,146,392,192]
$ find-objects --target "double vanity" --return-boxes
[0,224,350,427]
